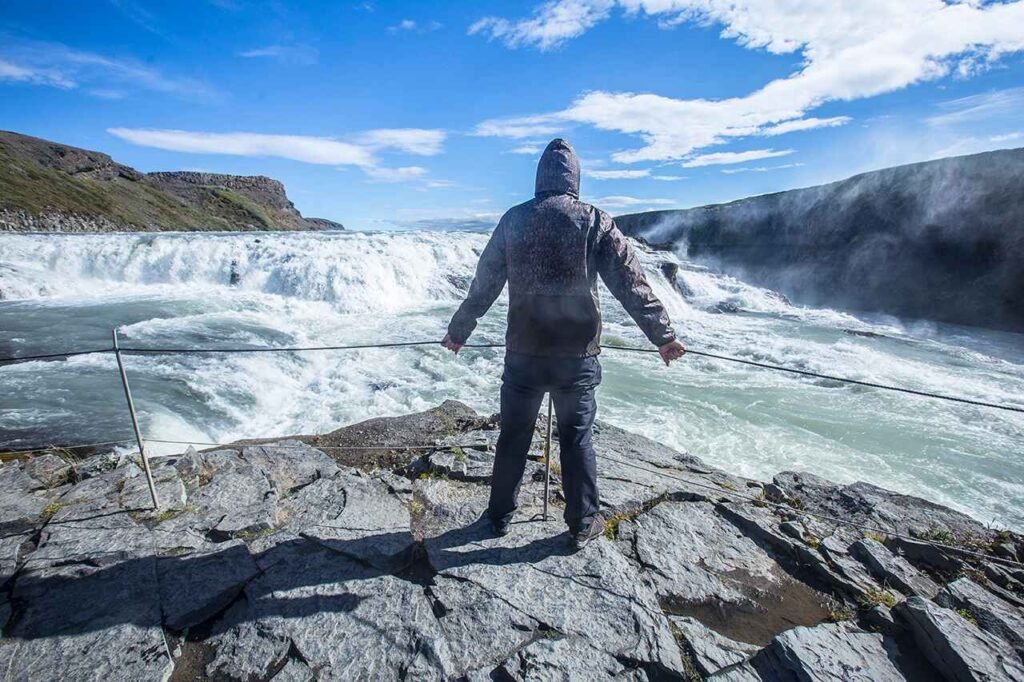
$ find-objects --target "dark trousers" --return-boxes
[487,352,602,533]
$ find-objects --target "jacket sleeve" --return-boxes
[447,220,508,344]
[594,215,677,347]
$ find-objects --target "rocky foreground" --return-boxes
[1,401,1022,681]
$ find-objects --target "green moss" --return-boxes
[858,586,898,609]
[955,608,978,626]
[40,500,67,521]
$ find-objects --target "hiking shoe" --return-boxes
[489,517,511,537]
[570,515,605,550]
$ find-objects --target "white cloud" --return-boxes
[681,148,794,168]
[926,87,1024,127]
[990,131,1024,143]
[108,128,378,166]
[389,19,443,34]
[651,175,686,181]
[471,1,1024,162]
[0,37,216,99]
[238,44,319,65]
[356,128,446,156]
[0,58,74,88]
[761,116,851,136]
[592,195,676,209]
[473,114,565,139]
[586,169,650,179]
[508,144,543,155]
[364,166,429,182]
[470,0,614,50]
[720,162,805,174]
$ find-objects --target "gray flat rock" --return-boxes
[756,622,907,681]
[936,577,1024,659]
[896,595,1024,681]
[497,636,650,681]
[23,454,73,489]
[157,539,259,631]
[0,558,173,681]
[241,441,339,493]
[671,616,760,676]
[851,538,940,599]
[424,510,685,676]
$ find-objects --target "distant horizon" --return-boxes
[2,1,1023,230]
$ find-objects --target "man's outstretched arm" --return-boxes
[595,215,686,365]
[443,221,508,352]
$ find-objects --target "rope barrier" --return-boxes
[1,339,1020,413]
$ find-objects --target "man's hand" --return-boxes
[658,339,686,366]
[441,333,464,354]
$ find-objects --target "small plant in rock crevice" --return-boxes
[858,585,898,609]
[955,608,978,626]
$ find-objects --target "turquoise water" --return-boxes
[1,230,1022,528]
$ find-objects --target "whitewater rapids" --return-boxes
[1,230,1022,529]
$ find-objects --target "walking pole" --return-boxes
[112,329,160,510]
[542,394,552,521]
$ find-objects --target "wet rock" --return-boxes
[671,616,759,676]
[896,595,1024,681]
[708,299,742,314]
[753,622,908,681]
[851,538,940,598]
[936,577,1024,659]
[23,454,73,489]
[158,540,259,631]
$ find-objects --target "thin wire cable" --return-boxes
[145,437,488,451]
[3,339,1020,413]
[603,344,1024,414]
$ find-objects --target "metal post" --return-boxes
[542,394,553,521]
[112,329,160,510]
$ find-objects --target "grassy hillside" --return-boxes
[0,131,343,232]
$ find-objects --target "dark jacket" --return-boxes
[447,139,676,357]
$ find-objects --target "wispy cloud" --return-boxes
[473,114,565,139]
[508,144,543,155]
[364,166,429,182]
[470,0,613,51]
[592,195,676,210]
[0,36,217,99]
[926,87,1024,127]
[681,149,794,168]
[586,169,650,180]
[238,44,319,65]
[388,19,443,34]
[355,128,446,156]
[470,1,1024,163]
[990,131,1024,143]
[107,127,448,184]
[720,162,805,174]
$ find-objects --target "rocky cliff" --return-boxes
[1,401,1021,680]
[0,131,344,232]
[616,148,1024,333]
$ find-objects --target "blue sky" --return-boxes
[2,0,1024,230]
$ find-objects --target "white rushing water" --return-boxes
[1,230,1022,529]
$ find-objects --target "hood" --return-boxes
[535,138,580,198]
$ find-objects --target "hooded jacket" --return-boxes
[447,138,676,357]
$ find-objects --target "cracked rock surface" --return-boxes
[0,401,1021,681]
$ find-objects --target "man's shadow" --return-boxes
[3,510,574,641]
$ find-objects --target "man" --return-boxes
[441,138,686,550]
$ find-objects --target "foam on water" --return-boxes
[2,230,1022,528]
